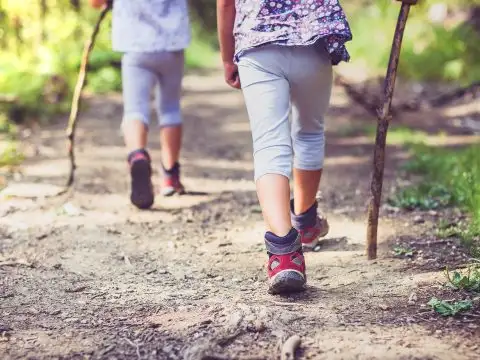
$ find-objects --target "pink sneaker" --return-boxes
[297,216,329,249]
[161,162,186,196]
[265,229,306,294]
[290,200,329,250]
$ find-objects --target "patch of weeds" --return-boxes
[428,297,473,317]
[335,124,376,137]
[436,219,461,238]
[0,141,24,168]
[0,113,16,135]
[435,220,480,256]
[385,126,427,146]
[445,265,480,293]
[389,183,453,210]
[336,124,427,146]
[391,144,480,255]
[392,245,414,258]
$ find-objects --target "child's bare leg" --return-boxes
[256,174,292,236]
[293,169,322,215]
[155,50,186,195]
[160,125,182,170]
[123,120,148,152]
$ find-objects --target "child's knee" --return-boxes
[254,145,292,181]
[122,113,150,129]
[292,132,325,170]
[158,110,182,128]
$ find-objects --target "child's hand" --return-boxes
[89,0,110,9]
[223,62,241,89]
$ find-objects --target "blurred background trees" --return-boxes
[0,0,479,128]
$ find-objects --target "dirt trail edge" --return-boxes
[1,71,479,360]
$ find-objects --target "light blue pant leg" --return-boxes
[238,47,293,181]
[238,45,333,181]
[154,50,184,128]
[290,46,333,171]
[121,52,156,127]
[121,51,184,129]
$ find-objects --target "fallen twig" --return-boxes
[65,5,111,188]
[0,259,33,268]
[124,338,142,360]
[65,285,87,293]
[217,330,244,347]
[336,76,479,117]
[281,335,301,360]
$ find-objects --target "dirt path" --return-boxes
[1,71,479,360]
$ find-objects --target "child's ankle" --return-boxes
[290,199,317,229]
[162,162,180,175]
[127,148,150,164]
[264,228,301,255]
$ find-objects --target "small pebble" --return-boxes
[413,215,425,224]
[408,292,417,305]
[253,320,265,333]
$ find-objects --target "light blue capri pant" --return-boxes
[121,50,184,128]
[237,44,333,181]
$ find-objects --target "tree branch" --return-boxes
[65,5,111,188]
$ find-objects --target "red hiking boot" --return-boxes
[265,229,306,294]
[291,200,329,250]
[161,162,185,196]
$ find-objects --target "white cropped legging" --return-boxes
[121,50,184,128]
[237,44,333,181]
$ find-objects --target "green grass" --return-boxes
[445,264,480,293]
[428,297,473,317]
[0,113,23,168]
[390,144,480,254]
[337,124,428,146]
[392,245,414,258]
[185,42,217,69]
[0,141,24,168]
[345,1,480,83]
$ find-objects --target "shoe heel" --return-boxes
[130,160,154,209]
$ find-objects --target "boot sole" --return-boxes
[268,270,306,295]
[130,160,154,209]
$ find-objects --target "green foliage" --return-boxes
[0,140,23,168]
[0,1,217,122]
[391,144,480,254]
[0,113,14,134]
[389,184,454,210]
[87,66,122,94]
[401,144,480,218]
[345,1,480,83]
[445,265,480,292]
[392,245,414,258]
[436,221,480,257]
[0,112,22,168]
[428,297,473,316]
[185,20,217,70]
[336,124,427,145]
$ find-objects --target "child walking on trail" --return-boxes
[217,0,352,294]
[89,0,190,209]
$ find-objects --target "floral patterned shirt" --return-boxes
[234,0,352,65]
[111,0,191,53]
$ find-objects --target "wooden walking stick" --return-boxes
[65,2,112,187]
[366,0,418,260]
